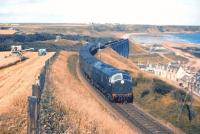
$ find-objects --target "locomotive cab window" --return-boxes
[109,73,123,84]
[123,74,132,81]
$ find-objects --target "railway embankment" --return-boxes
[42,51,136,134]
[98,46,200,134]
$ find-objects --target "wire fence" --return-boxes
[27,52,57,134]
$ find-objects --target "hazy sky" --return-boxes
[0,0,199,25]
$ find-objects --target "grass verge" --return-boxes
[0,96,27,134]
[164,52,189,63]
[133,74,200,134]
[129,53,169,64]
[67,54,79,80]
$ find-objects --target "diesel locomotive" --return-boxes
[79,39,133,103]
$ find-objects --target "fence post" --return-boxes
[32,84,41,99]
[32,84,41,132]
[27,96,39,134]
[38,73,45,90]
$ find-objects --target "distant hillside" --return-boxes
[91,24,200,33]
[1,23,200,36]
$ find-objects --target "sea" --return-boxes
[130,33,200,45]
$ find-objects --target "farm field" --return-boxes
[42,39,84,46]
[0,52,54,133]
[0,30,16,35]
[0,52,22,69]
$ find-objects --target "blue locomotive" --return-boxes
[79,39,133,103]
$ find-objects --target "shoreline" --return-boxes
[124,32,200,46]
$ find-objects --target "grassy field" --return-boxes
[0,52,54,134]
[164,53,189,63]
[67,54,79,80]
[0,30,16,35]
[129,53,169,64]
[133,74,200,134]
[129,41,147,54]
[0,96,27,134]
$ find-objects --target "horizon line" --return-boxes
[0,22,200,27]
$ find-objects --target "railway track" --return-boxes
[77,60,173,134]
[111,103,173,134]
[78,63,173,133]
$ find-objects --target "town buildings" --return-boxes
[138,62,200,96]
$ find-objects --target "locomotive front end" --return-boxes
[109,73,133,103]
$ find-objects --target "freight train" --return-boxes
[79,39,133,103]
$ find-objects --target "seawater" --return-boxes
[131,33,200,44]
[173,33,200,44]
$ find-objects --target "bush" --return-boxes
[172,90,191,102]
[0,44,10,51]
[132,78,138,87]
[141,89,150,98]
[153,79,173,95]
[136,74,152,83]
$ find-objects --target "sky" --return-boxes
[0,0,199,25]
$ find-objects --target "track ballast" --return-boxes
[111,103,173,134]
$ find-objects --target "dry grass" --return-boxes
[0,30,16,35]
[133,75,200,134]
[97,47,196,133]
[0,94,27,134]
[129,41,147,54]
[129,53,169,64]
[48,51,136,134]
[44,39,85,46]
[67,54,79,80]
[0,52,22,69]
[0,52,55,134]
[162,41,200,69]
[160,94,175,106]
[97,48,140,77]
[164,53,189,63]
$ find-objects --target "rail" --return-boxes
[111,103,173,134]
